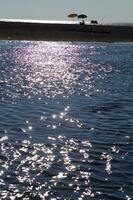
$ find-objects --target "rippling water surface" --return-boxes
[0,41,133,199]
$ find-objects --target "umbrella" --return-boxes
[68,13,78,23]
[68,13,78,18]
[78,14,87,19]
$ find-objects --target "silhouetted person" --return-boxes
[80,20,85,25]
[91,20,98,25]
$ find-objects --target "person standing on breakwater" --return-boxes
[80,20,85,25]
[78,14,87,25]
[91,20,98,25]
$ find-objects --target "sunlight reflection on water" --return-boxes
[1,41,108,100]
[0,41,133,199]
[0,135,94,199]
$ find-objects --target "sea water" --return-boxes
[0,41,133,199]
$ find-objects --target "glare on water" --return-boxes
[0,41,133,199]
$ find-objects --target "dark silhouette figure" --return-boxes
[91,20,98,25]
[80,20,85,25]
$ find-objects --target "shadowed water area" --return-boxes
[0,41,133,199]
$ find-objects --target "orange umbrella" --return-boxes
[68,13,78,22]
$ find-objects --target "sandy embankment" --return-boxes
[0,21,133,42]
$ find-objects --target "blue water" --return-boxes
[0,41,133,199]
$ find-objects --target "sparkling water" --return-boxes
[0,41,133,199]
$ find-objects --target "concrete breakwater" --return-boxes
[0,20,133,42]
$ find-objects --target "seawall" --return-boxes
[0,21,133,42]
